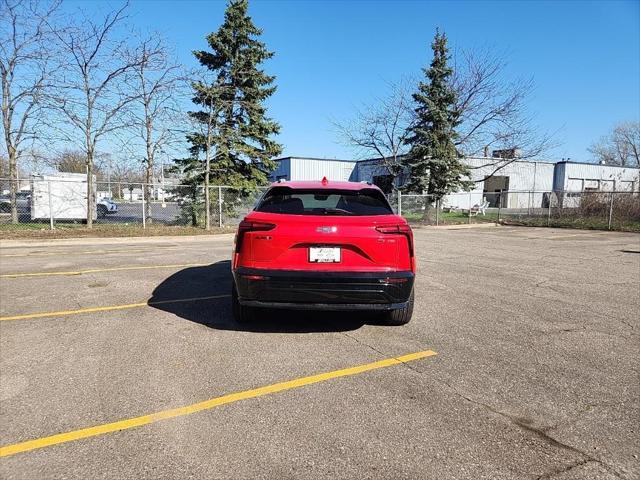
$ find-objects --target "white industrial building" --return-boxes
[270,157,359,183]
[270,156,639,209]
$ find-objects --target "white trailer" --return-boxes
[31,173,97,221]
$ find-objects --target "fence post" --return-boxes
[497,190,502,224]
[218,186,223,228]
[397,189,402,217]
[435,198,439,226]
[141,183,146,229]
[608,192,614,230]
[48,180,54,230]
[468,191,472,224]
[547,193,552,227]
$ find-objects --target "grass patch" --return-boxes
[403,209,639,232]
[0,223,235,240]
[403,210,498,225]
[501,216,640,233]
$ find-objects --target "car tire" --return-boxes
[0,204,10,213]
[97,205,108,218]
[232,282,253,323]
[382,288,414,326]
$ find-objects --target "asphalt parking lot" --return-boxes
[0,226,638,479]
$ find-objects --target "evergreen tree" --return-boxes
[402,30,472,197]
[189,0,281,189]
[176,0,281,227]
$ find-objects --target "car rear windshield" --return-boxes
[256,187,393,216]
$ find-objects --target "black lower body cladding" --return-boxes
[233,267,414,311]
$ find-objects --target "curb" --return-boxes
[412,223,500,230]
[0,233,236,249]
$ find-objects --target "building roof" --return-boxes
[270,179,378,191]
[556,160,640,170]
[274,154,639,170]
[273,156,359,163]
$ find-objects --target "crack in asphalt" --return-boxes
[431,379,628,480]
[339,331,424,375]
[518,289,639,336]
[535,459,593,479]
[338,331,631,478]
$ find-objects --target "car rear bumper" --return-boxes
[233,267,414,310]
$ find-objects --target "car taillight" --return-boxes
[234,220,276,253]
[375,223,415,259]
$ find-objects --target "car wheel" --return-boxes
[0,204,10,213]
[97,204,108,218]
[382,288,414,326]
[232,282,253,323]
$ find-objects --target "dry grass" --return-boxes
[0,223,235,240]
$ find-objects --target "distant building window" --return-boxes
[619,180,635,192]
[584,179,600,191]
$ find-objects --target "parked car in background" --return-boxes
[97,198,118,218]
[0,191,31,214]
[231,178,416,325]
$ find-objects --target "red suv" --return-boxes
[231,179,415,325]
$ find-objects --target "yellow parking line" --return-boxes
[0,295,229,322]
[0,247,177,258]
[0,350,437,458]
[546,233,586,239]
[0,263,209,279]
[546,231,613,240]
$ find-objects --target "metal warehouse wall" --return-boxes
[355,158,556,207]
[453,157,557,209]
[290,158,357,182]
[270,158,291,180]
[353,161,408,187]
[354,161,388,181]
[271,156,639,211]
[555,162,640,192]
[463,157,556,191]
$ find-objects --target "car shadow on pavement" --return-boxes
[148,260,366,333]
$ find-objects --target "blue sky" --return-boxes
[72,0,639,162]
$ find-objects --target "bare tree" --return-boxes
[589,121,639,167]
[50,2,142,227]
[52,149,108,177]
[107,155,143,199]
[1,0,60,222]
[450,49,556,180]
[126,36,182,223]
[188,91,221,230]
[53,149,88,173]
[333,79,413,191]
[178,69,229,230]
[336,48,555,185]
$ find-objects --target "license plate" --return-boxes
[309,247,341,263]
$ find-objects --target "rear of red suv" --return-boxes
[231,179,416,325]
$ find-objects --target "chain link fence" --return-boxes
[0,177,267,230]
[1,177,638,232]
[397,190,639,231]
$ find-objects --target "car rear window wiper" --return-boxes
[319,208,356,215]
